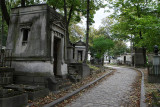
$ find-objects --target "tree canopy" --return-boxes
[92,36,114,58]
[108,0,160,52]
[109,41,129,57]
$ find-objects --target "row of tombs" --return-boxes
[0,4,91,92]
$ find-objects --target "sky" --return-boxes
[93,7,112,29]
[78,3,113,29]
[78,1,113,29]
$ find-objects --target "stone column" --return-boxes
[153,55,160,75]
[134,48,145,67]
[61,34,65,64]
[67,44,74,63]
[50,31,54,63]
[148,55,160,83]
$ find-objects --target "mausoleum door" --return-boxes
[54,37,61,76]
[132,56,134,65]
[124,56,126,64]
[78,51,83,62]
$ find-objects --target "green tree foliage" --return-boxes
[109,41,129,57]
[47,0,106,44]
[92,36,114,58]
[88,26,98,46]
[0,0,42,46]
[98,17,114,38]
[108,0,160,52]
[69,24,85,43]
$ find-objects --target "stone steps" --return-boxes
[47,77,72,92]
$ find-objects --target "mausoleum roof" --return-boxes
[75,40,86,46]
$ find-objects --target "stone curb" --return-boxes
[43,70,114,107]
[131,68,147,107]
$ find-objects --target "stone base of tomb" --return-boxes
[68,63,91,82]
[4,84,49,101]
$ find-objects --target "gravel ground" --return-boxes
[65,65,140,107]
[28,66,113,107]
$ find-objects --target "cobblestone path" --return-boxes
[65,65,138,107]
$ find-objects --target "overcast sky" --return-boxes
[78,2,113,29]
[93,7,113,29]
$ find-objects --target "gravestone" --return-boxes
[148,45,160,83]
[6,4,68,86]
[134,48,146,67]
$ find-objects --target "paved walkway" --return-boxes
[65,65,138,107]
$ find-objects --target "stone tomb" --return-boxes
[0,68,14,85]
[134,48,146,67]
[148,55,160,83]
[6,4,68,86]
[68,40,90,80]
[74,40,86,62]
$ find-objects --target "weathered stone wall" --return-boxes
[11,61,53,74]
[7,5,48,58]
[117,54,132,65]
[13,71,50,86]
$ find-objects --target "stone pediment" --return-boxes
[52,21,65,30]
[75,40,86,46]
[49,9,66,30]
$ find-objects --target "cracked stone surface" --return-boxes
[65,65,138,107]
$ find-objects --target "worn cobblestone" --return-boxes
[65,65,138,107]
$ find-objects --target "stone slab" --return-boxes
[0,93,28,107]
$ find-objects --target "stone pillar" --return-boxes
[50,31,54,63]
[134,48,145,67]
[67,44,74,63]
[153,56,160,65]
[148,55,160,83]
[152,56,160,75]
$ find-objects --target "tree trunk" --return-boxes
[66,5,73,44]
[64,0,69,62]
[0,0,10,26]
[143,47,146,66]
[21,0,25,7]
[137,3,146,66]
[1,16,4,49]
[84,0,89,63]
[63,0,68,62]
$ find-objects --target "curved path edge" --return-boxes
[43,70,114,107]
[131,68,147,107]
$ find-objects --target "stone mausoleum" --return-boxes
[74,40,86,62]
[6,4,68,85]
